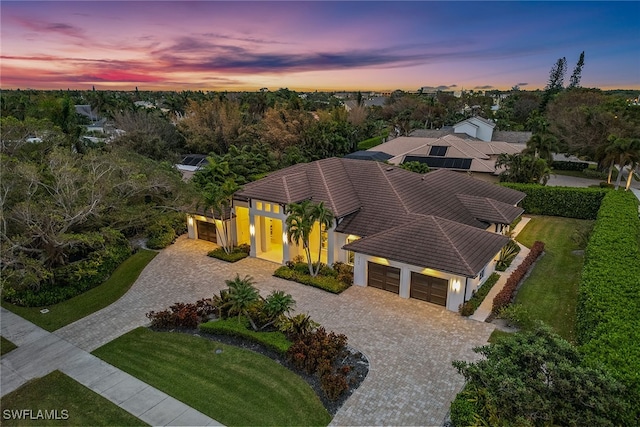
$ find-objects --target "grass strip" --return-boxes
[0,370,146,426]
[1,250,157,332]
[1,336,17,356]
[92,327,331,427]
[514,216,593,342]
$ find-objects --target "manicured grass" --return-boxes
[1,336,17,356]
[514,216,593,342]
[0,370,146,426]
[1,250,157,332]
[200,318,292,354]
[93,327,331,427]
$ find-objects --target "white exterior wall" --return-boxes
[453,122,478,139]
[352,253,467,312]
[464,249,500,300]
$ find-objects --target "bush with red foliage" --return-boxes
[492,241,545,314]
[146,299,215,329]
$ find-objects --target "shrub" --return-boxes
[199,318,292,354]
[320,372,349,401]
[146,299,215,329]
[459,273,500,316]
[332,262,354,285]
[276,313,319,341]
[274,266,350,293]
[145,213,187,249]
[287,327,347,375]
[576,191,640,419]
[449,387,479,427]
[500,183,608,219]
[495,240,520,271]
[207,246,250,263]
[551,160,589,171]
[497,304,535,330]
[5,228,132,307]
[492,241,544,314]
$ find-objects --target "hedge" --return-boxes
[207,244,250,263]
[551,160,589,171]
[273,266,350,294]
[492,241,545,314]
[199,318,292,354]
[500,183,608,219]
[576,190,640,417]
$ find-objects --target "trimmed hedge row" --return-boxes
[459,273,500,316]
[199,318,292,354]
[576,191,640,414]
[492,241,545,314]
[551,160,589,171]
[500,184,608,219]
[274,266,351,294]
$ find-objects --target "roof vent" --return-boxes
[385,167,394,171]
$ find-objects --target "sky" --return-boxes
[1,1,639,92]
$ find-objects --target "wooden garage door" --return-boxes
[368,262,400,294]
[196,221,217,243]
[410,272,448,306]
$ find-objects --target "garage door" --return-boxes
[368,262,400,294]
[196,221,217,243]
[410,272,447,306]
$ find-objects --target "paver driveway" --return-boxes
[55,236,495,426]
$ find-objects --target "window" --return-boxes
[265,203,271,212]
[346,235,359,265]
[256,202,263,210]
[479,268,485,280]
[273,205,280,214]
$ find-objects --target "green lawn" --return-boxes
[0,370,146,426]
[93,328,331,427]
[1,336,17,356]
[514,216,593,342]
[1,250,157,332]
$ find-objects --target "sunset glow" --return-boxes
[1,1,639,91]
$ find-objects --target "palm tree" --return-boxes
[199,178,240,254]
[603,135,628,185]
[261,290,295,330]
[620,138,640,191]
[495,153,550,185]
[285,200,334,277]
[225,274,260,330]
[524,132,558,163]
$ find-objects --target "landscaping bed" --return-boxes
[274,261,352,294]
[144,274,368,417]
[207,244,250,262]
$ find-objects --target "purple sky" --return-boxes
[1,1,638,91]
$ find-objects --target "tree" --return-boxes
[399,161,430,174]
[261,290,296,330]
[568,51,585,89]
[614,137,640,190]
[199,178,240,254]
[602,135,629,184]
[496,153,550,185]
[285,200,334,277]
[225,274,260,330]
[451,325,630,427]
[524,132,558,163]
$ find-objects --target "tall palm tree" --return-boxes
[603,135,628,185]
[620,138,640,191]
[199,178,240,254]
[285,200,334,276]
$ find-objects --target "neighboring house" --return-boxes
[176,154,208,180]
[452,116,495,142]
[186,158,524,312]
[410,122,532,144]
[367,134,525,182]
[343,97,388,111]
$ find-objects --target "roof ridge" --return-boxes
[376,162,411,214]
[316,160,338,215]
[282,175,292,202]
[433,216,474,275]
[485,197,511,223]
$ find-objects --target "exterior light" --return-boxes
[452,279,461,292]
[249,224,255,236]
[187,216,194,226]
[282,232,288,244]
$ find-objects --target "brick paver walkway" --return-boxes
[53,236,495,426]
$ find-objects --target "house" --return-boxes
[186,158,525,312]
[367,134,526,182]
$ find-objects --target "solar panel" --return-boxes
[429,146,448,156]
[403,156,472,170]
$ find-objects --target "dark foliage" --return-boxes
[492,242,544,314]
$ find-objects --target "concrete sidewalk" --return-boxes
[470,217,531,323]
[1,308,222,426]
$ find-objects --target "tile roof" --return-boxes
[343,216,510,277]
[234,158,525,274]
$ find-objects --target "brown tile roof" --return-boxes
[234,158,525,273]
[343,216,510,277]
